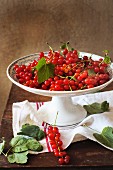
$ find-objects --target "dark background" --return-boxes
[0,0,113,121]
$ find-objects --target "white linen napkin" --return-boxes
[12,90,113,154]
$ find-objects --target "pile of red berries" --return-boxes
[13,47,110,91]
[46,125,70,165]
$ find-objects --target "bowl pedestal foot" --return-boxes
[37,96,87,127]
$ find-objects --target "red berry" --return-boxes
[39,52,44,58]
[48,133,55,140]
[48,125,53,131]
[73,49,78,55]
[54,151,59,157]
[52,127,59,133]
[63,48,68,55]
[64,155,70,164]
[58,158,64,165]
[57,140,63,146]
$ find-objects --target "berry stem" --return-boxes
[1,151,7,157]
[46,42,54,53]
[54,112,59,126]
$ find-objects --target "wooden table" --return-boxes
[1,83,113,170]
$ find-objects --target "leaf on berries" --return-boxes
[8,151,28,164]
[34,57,55,84]
[0,138,5,154]
[38,63,55,84]
[60,43,67,50]
[71,47,74,51]
[104,55,111,64]
[88,69,96,76]
[83,101,109,114]
[103,50,111,64]
[103,50,109,54]
[93,126,113,148]
[60,42,74,51]
[35,57,46,70]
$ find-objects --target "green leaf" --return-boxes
[88,69,96,76]
[34,57,46,71]
[27,138,43,151]
[71,47,74,51]
[8,151,28,164]
[103,50,109,54]
[37,63,55,84]
[60,43,67,50]
[7,154,16,163]
[0,138,5,154]
[22,123,30,129]
[93,127,113,148]
[35,144,43,151]
[10,135,43,153]
[17,124,40,138]
[34,57,55,84]
[102,126,113,142]
[10,136,28,147]
[17,124,45,140]
[12,144,28,153]
[104,55,111,64]
[36,130,45,141]
[103,50,111,64]
[60,42,74,51]
[83,101,109,114]
[101,101,109,112]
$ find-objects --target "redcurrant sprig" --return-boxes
[46,125,70,165]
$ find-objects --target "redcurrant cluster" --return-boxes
[13,46,110,91]
[46,125,70,165]
[14,60,39,88]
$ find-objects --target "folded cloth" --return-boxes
[12,90,113,154]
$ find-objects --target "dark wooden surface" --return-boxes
[1,0,113,121]
[1,83,113,169]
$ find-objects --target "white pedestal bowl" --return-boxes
[7,52,113,127]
